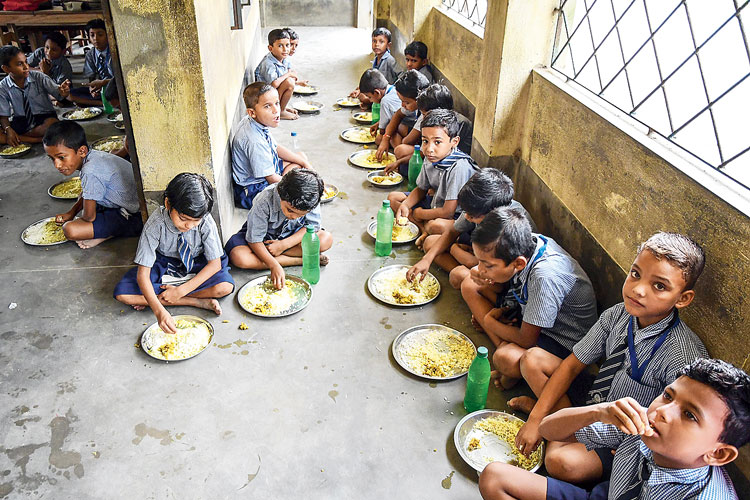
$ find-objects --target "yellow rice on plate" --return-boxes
[473,415,543,470]
[0,144,31,155]
[24,219,66,245]
[144,318,212,361]
[51,177,82,198]
[372,269,439,305]
[240,279,305,315]
[401,329,475,377]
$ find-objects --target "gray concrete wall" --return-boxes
[262,0,355,26]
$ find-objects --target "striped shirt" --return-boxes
[510,235,597,351]
[134,206,223,268]
[254,51,290,84]
[231,116,280,186]
[244,185,321,244]
[80,150,140,214]
[416,156,479,215]
[574,303,708,406]
[83,46,113,80]
[0,72,61,118]
[575,423,737,499]
[372,49,400,84]
[27,48,73,85]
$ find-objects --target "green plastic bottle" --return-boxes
[371,102,380,125]
[301,225,320,284]
[464,346,491,412]
[375,199,393,256]
[407,145,423,190]
[101,82,114,114]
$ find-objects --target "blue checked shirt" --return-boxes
[372,49,400,84]
[575,423,737,499]
[231,116,283,186]
[0,72,61,118]
[574,303,708,407]
[83,46,113,80]
[415,156,479,215]
[27,48,73,85]
[134,207,223,268]
[254,51,291,83]
[244,185,321,244]
[507,235,598,351]
[80,150,140,214]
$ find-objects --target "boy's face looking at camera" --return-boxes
[44,143,87,177]
[405,54,427,71]
[420,126,459,164]
[622,249,694,327]
[44,38,64,61]
[165,198,202,232]
[289,39,298,56]
[269,37,290,62]
[88,28,108,51]
[397,91,418,112]
[248,88,281,128]
[2,52,29,80]
[371,34,389,56]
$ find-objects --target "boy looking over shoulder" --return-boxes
[403,41,433,83]
[479,358,749,500]
[512,232,708,485]
[255,28,299,120]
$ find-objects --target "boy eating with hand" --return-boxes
[374,69,429,159]
[255,28,299,120]
[350,27,401,104]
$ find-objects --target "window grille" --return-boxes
[551,0,750,191]
[441,0,487,29]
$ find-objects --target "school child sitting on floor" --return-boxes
[387,109,479,245]
[43,121,142,249]
[350,27,401,105]
[510,232,708,486]
[70,19,116,107]
[384,84,473,176]
[27,32,73,86]
[407,168,535,289]
[225,168,333,290]
[373,69,429,159]
[255,28,299,120]
[0,45,69,146]
[356,69,400,138]
[479,358,749,500]
[114,173,234,333]
[232,82,313,209]
[461,207,597,389]
[403,41,433,83]
[285,27,299,56]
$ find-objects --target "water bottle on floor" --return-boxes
[375,199,393,257]
[291,131,299,150]
[407,145,423,191]
[302,225,320,284]
[464,346,490,412]
[371,103,380,125]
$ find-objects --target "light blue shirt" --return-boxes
[244,185,321,243]
[372,50,400,84]
[0,72,61,118]
[415,156,479,214]
[378,85,402,131]
[80,150,140,214]
[27,47,73,85]
[254,51,290,83]
[83,46,113,80]
[231,116,282,186]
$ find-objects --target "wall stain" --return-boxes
[132,423,173,446]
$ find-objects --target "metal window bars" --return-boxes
[551,0,750,192]
[441,0,488,29]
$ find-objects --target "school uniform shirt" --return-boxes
[378,85,402,131]
[231,116,280,187]
[415,155,479,215]
[83,46,114,80]
[418,64,434,83]
[254,51,290,84]
[575,423,736,499]
[0,72,61,118]
[80,150,140,214]
[452,199,537,234]
[27,48,73,85]
[573,303,708,406]
[414,111,474,155]
[509,235,598,351]
[244,185,322,243]
[372,49,400,84]
[134,207,223,267]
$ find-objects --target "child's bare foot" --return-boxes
[285,107,299,115]
[320,255,329,266]
[508,396,537,414]
[281,110,298,120]
[415,232,427,249]
[132,304,146,311]
[471,315,485,333]
[77,237,109,249]
[196,298,222,315]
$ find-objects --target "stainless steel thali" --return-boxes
[141,315,214,362]
[367,264,440,307]
[392,324,476,381]
[237,274,313,317]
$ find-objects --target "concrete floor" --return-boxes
[0,27,531,499]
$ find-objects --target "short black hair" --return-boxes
[394,69,430,99]
[85,19,106,33]
[44,32,68,51]
[472,207,536,263]
[639,232,705,290]
[681,358,750,448]
[284,27,299,40]
[404,41,428,59]
[421,109,461,138]
[277,168,324,211]
[372,27,391,42]
[417,84,454,112]
[0,45,22,67]
[164,173,214,219]
[43,120,88,150]
[268,28,291,45]
[458,169,514,218]
[243,81,275,108]
[359,68,388,94]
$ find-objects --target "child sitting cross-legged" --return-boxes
[387,109,479,246]
[479,358,750,500]
[403,41,433,83]
[373,69,429,160]
[510,232,709,486]
[232,82,312,209]
[350,27,401,106]
[114,173,234,332]
[255,28,299,120]
[225,168,333,289]
[44,121,142,249]
[461,207,597,389]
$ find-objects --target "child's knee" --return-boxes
[478,462,508,498]
[394,144,412,157]
[520,346,546,374]
[318,230,333,250]
[213,282,234,297]
[229,247,252,268]
[460,274,478,299]
[62,221,77,240]
[449,266,469,289]
[279,79,293,90]
[115,294,136,305]
[544,447,577,479]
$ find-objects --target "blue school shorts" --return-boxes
[92,205,143,239]
[224,222,250,256]
[546,478,609,500]
[113,252,234,297]
[233,181,268,209]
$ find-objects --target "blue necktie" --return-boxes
[97,53,108,79]
[177,234,194,275]
[261,128,283,175]
[22,85,33,128]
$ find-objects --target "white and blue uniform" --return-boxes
[27,48,73,85]
[372,49,400,84]
[82,46,113,80]
[414,150,479,217]
[378,85,402,131]
[231,116,284,209]
[0,72,61,133]
[254,52,290,83]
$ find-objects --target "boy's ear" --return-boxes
[450,136,460,148]
[374,88,384,99]
[703,444,738,467]
[512,255,528,273]
[268,44,273,52]
[77,145,89,158]
[674,289,695,310]
[246,107,256,119]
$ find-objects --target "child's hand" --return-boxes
[5,128,20,147]
[40,58,51,74]
[369,123,379,135]
[486,307,507,323]
[270,264,285,290]
[158,284,185,304]
[598,398,654,436]
[58,79,70,98]
[470,266,492,287]
[375,142,388,161]
[349,88,360,98]
[396,203,409,221]
[157,310,177,335]
[406,259,430,283]
[515,419,543,457]
[55,211,74,225]
[383,161,399,174]
[89,79,106,92]
[264,239,286,257]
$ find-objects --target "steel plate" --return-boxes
[293,85,318,95]
[292,100,324,114]
[352,111,372,124]
[366,170,403,187]
[90,135,126,153]
[21,217,68,246]
[367,265,440,307]
[366,220,418,244]
[237,274,312,317]
[61,107,102,121]
[321,184,338,204]
[336,97,361,107]
[0,143,32,158]
[340,127,376,144]
[348,149,395,168]
[141,315,214,362]
[392,324,476,380]
[48,176,81,200]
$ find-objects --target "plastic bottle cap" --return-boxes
[477,346,488,357]
[306,224,315,231]
[382,199,390,206]
[414,145,420,151]
[291,132,297,137]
